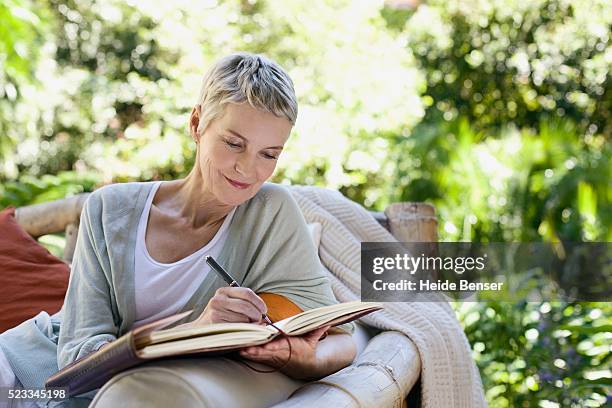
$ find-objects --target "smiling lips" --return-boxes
[225,176,251,189]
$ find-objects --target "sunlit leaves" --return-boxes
[401,0,611,135]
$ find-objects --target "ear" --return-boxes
[189,105,201,143]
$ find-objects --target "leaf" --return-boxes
[557,324,612,335]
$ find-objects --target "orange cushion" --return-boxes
[258,292,303,322]
[0,207,70,332]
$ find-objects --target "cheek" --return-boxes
[201,144,232,170]
[256,160,277,181]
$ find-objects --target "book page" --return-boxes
[139,331,275,358]
[143,322,276,346]
[272,301,382,335]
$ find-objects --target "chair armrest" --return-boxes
[270,332,420,408]
[384,202,437,242]
[14,193,90,263]
[14,193,90,238]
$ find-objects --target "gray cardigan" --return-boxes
[0,181,351,407]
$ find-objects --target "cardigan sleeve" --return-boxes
[56,192,119,370]
[244,186,355,334]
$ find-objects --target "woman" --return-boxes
[0,52,356,408]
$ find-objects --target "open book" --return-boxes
[45,301,383,397]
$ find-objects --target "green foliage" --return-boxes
[392,116,610,242]
[0,0,51,176]
[50,0,166,81]
[0,170,99,208]
[399,0,611,136]
[1,0,426,187]
[0,0,45,82]
[457,301,611,407]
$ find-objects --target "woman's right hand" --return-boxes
[185,287,268,328]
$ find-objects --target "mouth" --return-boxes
[224,176,252,189]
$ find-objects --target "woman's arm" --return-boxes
[239,326,357,380]
[57,192,118,369]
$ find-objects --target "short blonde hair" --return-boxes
[196,52,298,134]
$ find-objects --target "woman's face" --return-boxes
[191,102,292,206]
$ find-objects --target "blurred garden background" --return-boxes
[0,0,610,406]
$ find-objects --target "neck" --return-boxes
[158,167,235,229]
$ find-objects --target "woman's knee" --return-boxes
[90,357,304,408]
[90,367,207,408]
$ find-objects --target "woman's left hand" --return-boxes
[239,326,331,380]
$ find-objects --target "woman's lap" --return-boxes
[90,356,306,408]
[90,323,376,408]
[1,323,375,408]
[0,348,301,408]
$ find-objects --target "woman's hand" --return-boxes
[184,287,268,327]
[239,326,357,380]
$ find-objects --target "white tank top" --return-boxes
[133,181,236,328]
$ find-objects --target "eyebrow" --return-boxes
[226,129,284,150]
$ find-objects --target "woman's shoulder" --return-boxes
[256,182,292,202]
[250,182,299,212]
[84,181,156,217]
[240,183,305,228]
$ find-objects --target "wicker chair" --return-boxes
[14,192,437,407]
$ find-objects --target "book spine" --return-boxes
[45,332,143,397]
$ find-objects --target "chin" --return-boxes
[218,183,258,206]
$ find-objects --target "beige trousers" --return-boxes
[90,357,304,408]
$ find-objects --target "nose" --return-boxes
[234,153,255,178]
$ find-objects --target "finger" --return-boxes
[240,347,281,363]
[210,291,262,322]
[220,287,267,315]
[241,344,278,356]
[305,325,331,341]
[222,297,263,323]
[208,308,251,324]
[261,341,283,352]
[240,346,264,359]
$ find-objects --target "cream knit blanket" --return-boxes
[289,185,487,408]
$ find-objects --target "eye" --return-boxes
[262,152,278,160]
[225,140,241,149]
